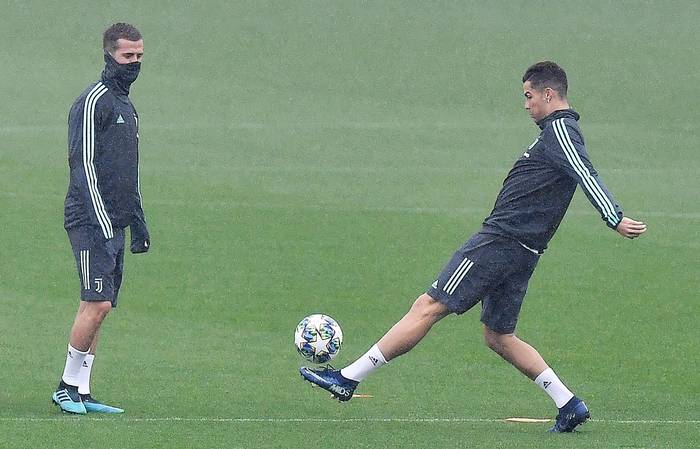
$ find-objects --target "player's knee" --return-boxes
[410,294,449,321]
[483,328,512,354]
[80,300,112,320]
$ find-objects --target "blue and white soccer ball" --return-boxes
[294,314,343,364]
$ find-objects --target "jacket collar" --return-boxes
[536,109,580,130]
[100,53,140,97]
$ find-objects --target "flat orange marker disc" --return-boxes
[505,417,551,423]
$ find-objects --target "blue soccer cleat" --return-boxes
[52,383,87,415]
[300,366,359,402]
[81,394,124,414]
[548,396,590,433]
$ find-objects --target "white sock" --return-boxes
[340,344,387,382]
[77,354,95,395]
[534,367,575,408]
[61,344,89,387]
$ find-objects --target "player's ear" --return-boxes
[544,87,555,103]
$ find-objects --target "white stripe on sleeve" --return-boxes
[552,119,619,226]
[82,83,114,239]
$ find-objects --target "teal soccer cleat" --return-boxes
[52,383,87,415]
[81,394,125,413]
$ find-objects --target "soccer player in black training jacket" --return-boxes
[52,23,150,415]
[301,61,647,433]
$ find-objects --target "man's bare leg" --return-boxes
[483,326,575,407]
[339,294,450,382]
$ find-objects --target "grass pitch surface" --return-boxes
[1,1,698,448]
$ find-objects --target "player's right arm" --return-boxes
[67,82,114,239]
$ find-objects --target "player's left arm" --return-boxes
[547,118,647,239]
[615,216,647,239]
[129,113,150,254]
[130,201,150,253]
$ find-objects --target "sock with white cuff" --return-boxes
[77,354,95,395]
[61,344,90,387]
[534,367,575,408]
[340,344,388,382]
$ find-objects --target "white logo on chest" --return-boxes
[524,136,540,158]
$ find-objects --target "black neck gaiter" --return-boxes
[101,52,141,95]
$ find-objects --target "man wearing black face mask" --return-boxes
[53,23,149,415]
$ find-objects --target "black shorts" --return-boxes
[427,232,539,334]
[67,225,125,307]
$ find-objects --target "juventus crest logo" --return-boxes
[94,277,103,293]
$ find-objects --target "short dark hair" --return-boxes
[103,23,142,54]
[522,61,568,98]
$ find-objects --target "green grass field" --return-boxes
[1,1,699,448]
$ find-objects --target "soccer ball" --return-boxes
[294,314,343,364]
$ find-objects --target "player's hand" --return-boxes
[616,217,647,239]
[130,238,150,254]
[129,221,151,253]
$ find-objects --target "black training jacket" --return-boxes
[63,66,147,241]
[482,109,623,252]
